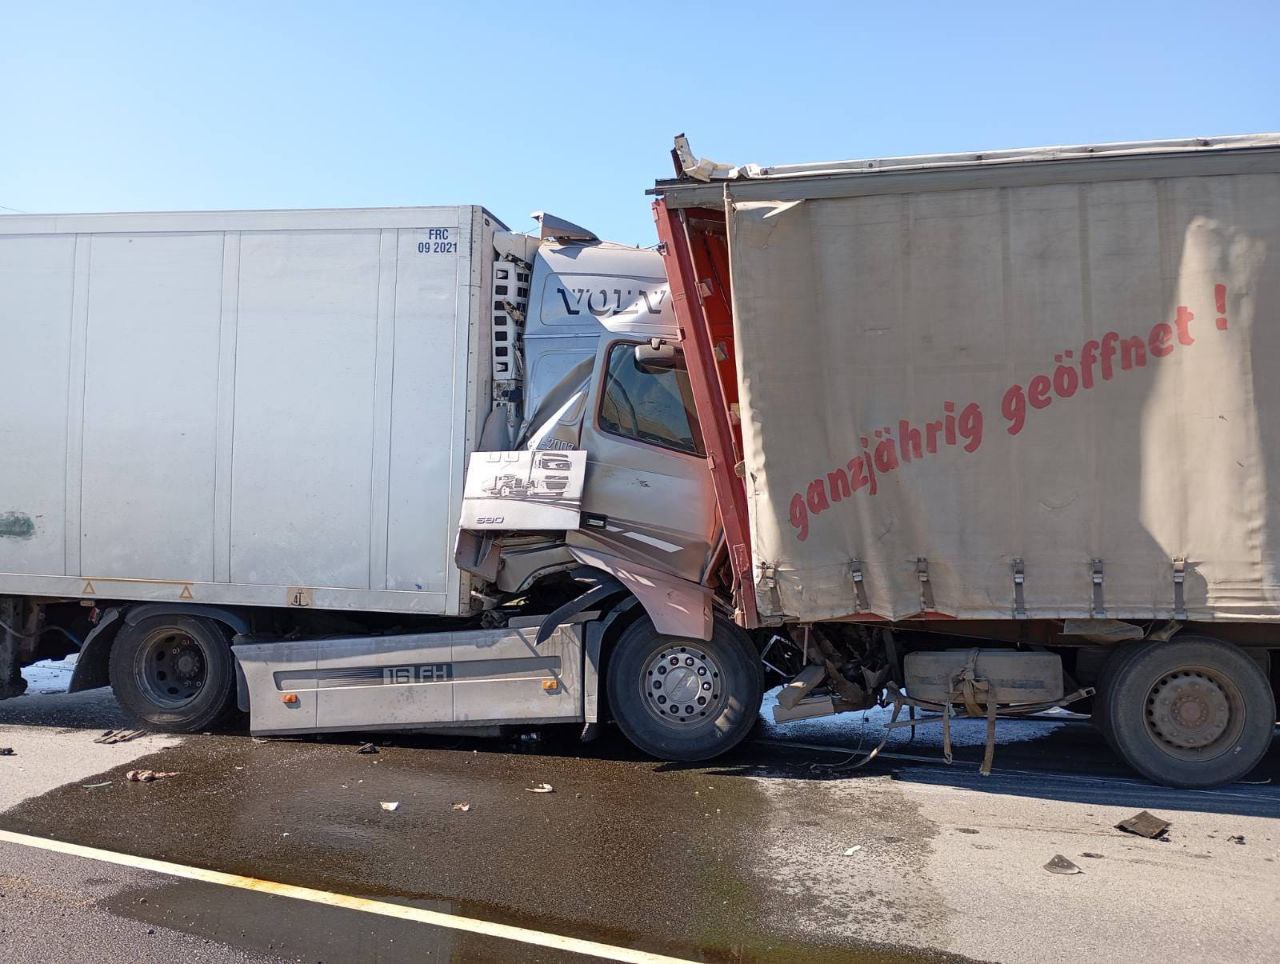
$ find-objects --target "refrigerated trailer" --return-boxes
[3,133,1279,787]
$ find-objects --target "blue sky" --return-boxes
[3,1,1277,245]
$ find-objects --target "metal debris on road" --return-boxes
[1115,810,1172,840]
[1044,854,1082,875]
[380,801,400,811]
[81,781,112,789]
[126,770,178,783]
[525,783,554,793]
[95,729,145,745]
[357,742,378,754]
[451,802,472,812]
[1228,834,1246,845]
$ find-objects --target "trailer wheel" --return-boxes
[1100,636,1274,788]
[108,615,237,732]
[1091,641,1150,755]
[606,615,762,762]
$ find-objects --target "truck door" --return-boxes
[571,339,717,582]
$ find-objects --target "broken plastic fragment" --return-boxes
[1043,854,1082,875]
[451,802,472,812]
[380,801,400,812]
[525,783,554,793]
[843,846,862,856]
[357,742,378,754]
[126,769,178,783]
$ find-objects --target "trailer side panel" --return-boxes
[724,160,1280,622]
[0,207,494,615]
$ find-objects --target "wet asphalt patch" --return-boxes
[0,731,975,963]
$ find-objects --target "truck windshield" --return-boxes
[599,343,705,456]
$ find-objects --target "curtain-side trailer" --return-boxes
[654,132,1280,788]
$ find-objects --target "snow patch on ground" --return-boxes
[21,654,78,695]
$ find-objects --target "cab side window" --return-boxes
[598,343,705,456]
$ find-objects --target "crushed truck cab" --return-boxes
[4,133,1280,786]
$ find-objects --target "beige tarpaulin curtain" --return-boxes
[726,173,1280,622]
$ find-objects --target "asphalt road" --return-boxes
[1,684,1277,963]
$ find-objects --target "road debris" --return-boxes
[126,769,178,783]
[380,801,400,811]
[1116,810,1171,840]
[1080,852,1104,859]
[955,827,979,834]
[1044,854,1082,875]
[525,783,554,793]
[95,729,144,745]
[1228,834,1246,845]
[843,845,862,856]
[81,781,112,789]
[356,742,378,754]
[0,747,13,756]
[451,802,472,812]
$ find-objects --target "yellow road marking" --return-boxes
[0,829,692,964]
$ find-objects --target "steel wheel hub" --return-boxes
[641,644,724,726]
[137,631,206,706]
[1146,671,1231,749]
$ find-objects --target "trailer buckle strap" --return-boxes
[916,557,934,612]
[1012,558,1026,619]
[1090,558,1105,617]
[850,560,869,612]
[1172,556,1187,620]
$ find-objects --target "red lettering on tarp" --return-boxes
[787,286,1231,541]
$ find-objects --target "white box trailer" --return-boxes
[0,206,502,616]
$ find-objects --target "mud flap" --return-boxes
[0,598,26,699]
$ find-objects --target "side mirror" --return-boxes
[634,339,679,372]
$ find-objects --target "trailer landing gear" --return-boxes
[1096,636,1274,788]
[607,616,762,762]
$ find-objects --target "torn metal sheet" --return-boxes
[1115,810,1172,839]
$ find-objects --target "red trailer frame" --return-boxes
[653,198,760,628]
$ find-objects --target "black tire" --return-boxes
[1101,635,1274,788]
[1091,641,1152,754]
[607,615,763,762]
[108,615,237,732]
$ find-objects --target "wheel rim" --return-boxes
[1143,665,1244,761]
[133,629,208,708]
[640,643,725,727]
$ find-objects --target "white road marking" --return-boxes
[0,828,693,964]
